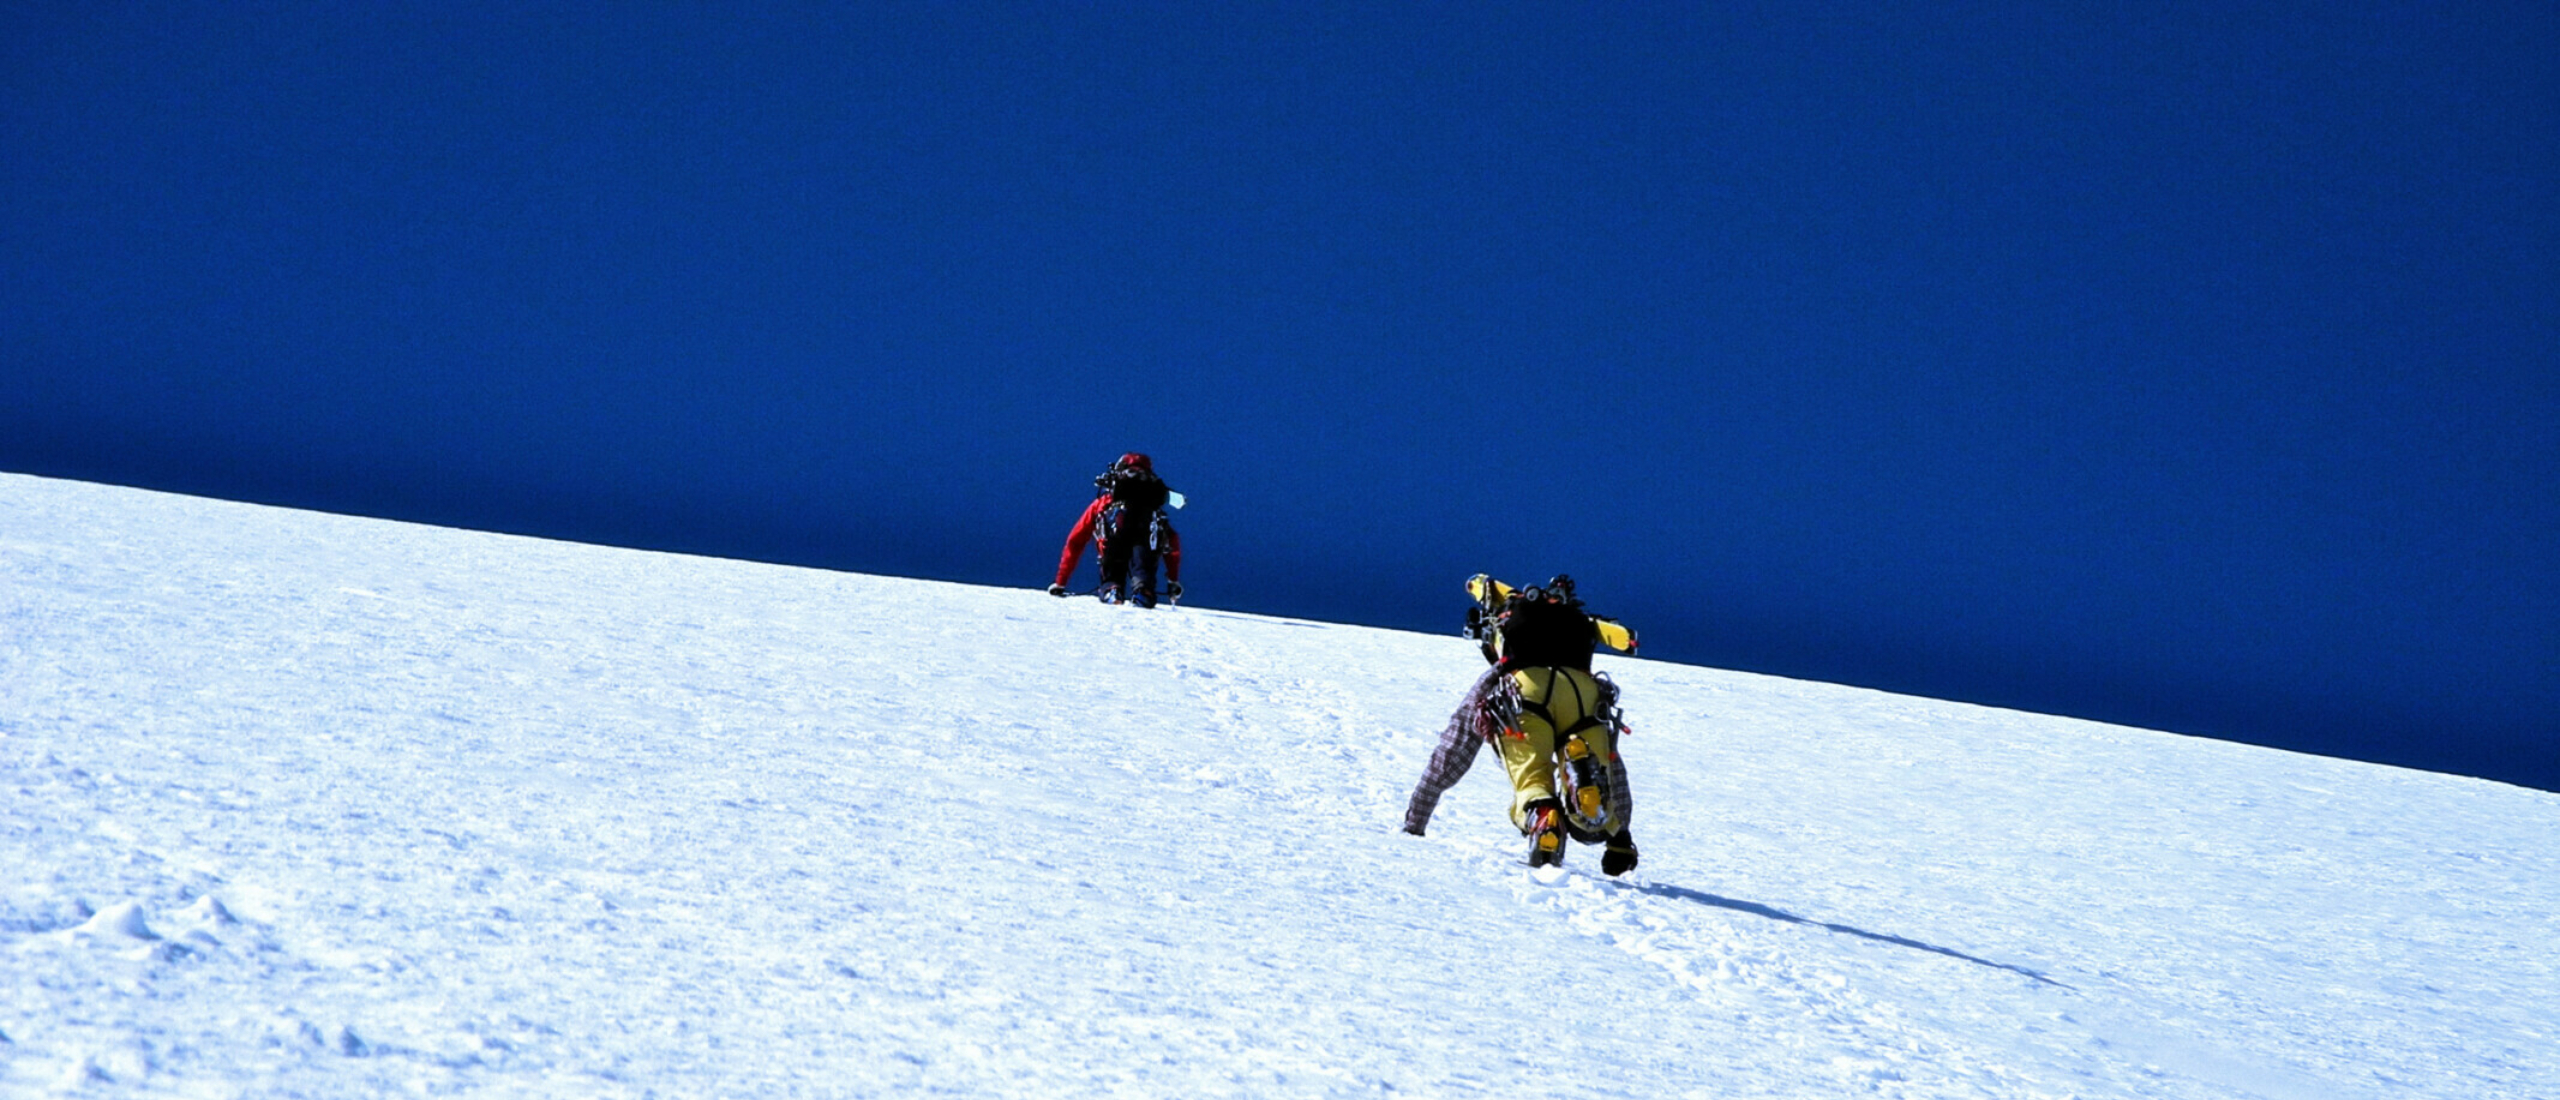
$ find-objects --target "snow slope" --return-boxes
[4,472,2555,1098]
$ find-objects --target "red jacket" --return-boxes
[1052,496,1183,588]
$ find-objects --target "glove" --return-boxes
[1601,831,1640,876]
[1046,583,1069,597]
[1165,580,1183,601]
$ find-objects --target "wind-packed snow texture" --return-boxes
[4,473,2555,1098]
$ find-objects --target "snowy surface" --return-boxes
[4,472,2556,1098]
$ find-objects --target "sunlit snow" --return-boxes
[5,473,2555,1097]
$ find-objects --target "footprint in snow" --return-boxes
[57,898,240,961]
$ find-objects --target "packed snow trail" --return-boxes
[5,473,2556,1097]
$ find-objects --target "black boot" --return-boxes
[1601,828,1640,876]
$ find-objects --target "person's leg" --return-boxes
[1494,712,1560,830]
[1496,713,1568,866]
[1128,543,1160,608]
[1096,529,1134,602]
[1500,666,1596,827]
[1557,670,1618,833]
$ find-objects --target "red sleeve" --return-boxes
[1163,523,1181,582]
[1052,497,1107,588]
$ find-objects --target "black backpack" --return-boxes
[1099,466,1171,515]
[1494,589,1600,671]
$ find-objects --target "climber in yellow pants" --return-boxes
[1407,574,1640,873]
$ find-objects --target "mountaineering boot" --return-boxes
[1601,828,1640,876]
[1524,799,1566,868]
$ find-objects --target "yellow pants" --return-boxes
[1495,667,1616,832]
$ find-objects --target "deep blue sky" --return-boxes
[8,3,2554,790]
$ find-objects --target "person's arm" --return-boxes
[1162,523,1181,582]
[1404,668,1504,835]
[1051,497,1107,589]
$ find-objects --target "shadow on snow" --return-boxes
[1623,880,2070,989]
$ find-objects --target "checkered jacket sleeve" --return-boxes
[1402,667,1507,836]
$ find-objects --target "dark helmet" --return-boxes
[1546,574,1577,602]
[1116,452,1153,473]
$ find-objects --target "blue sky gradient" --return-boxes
[7,3,2554,789]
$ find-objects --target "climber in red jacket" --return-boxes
[1049,453,1183,607]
